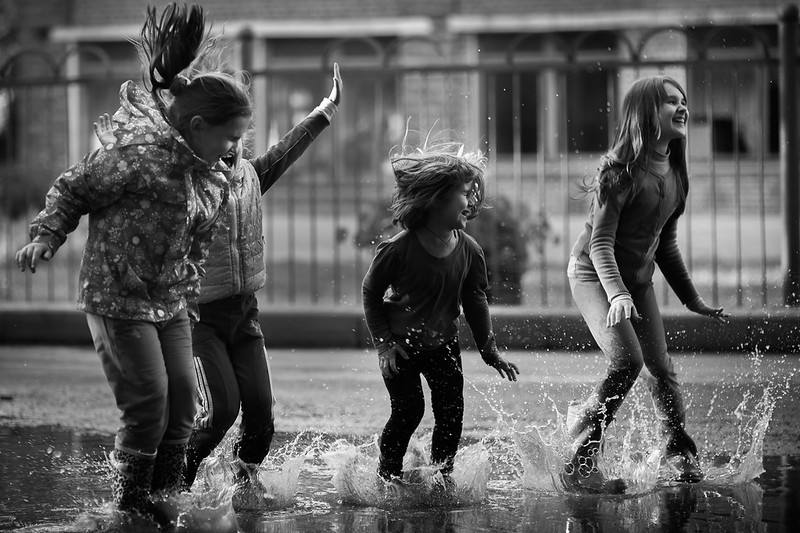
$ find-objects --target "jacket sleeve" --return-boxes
[588,183,633,303]
[361,240,398,352]
[250,102,335,195]
[30,148,130,255]
[655,214,700,305]
[461,241,500,363]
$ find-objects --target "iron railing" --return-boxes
[1,12,798,310]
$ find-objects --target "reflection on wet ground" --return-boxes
[1,347,798,531]
[1,426,798,532]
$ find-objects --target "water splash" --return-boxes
[466,350,788,497]
[690,349,795,488]
[323,433,491,508]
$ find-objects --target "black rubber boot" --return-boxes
[110,448,156,517]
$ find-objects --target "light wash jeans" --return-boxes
[86,308,196,456]
[568,272,697,457]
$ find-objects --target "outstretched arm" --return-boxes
[251,63,343,194]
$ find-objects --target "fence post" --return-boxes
[239,26,254,73]
[780,4,800,306]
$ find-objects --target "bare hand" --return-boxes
[93,113,116,147]
[489,356,519,382]
[687,296,729,323]
[378,342,409,379]
[607,295,640,327]
[15,242,52,273]
[328,63,342,106]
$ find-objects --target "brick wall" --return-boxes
[11,0,794,29]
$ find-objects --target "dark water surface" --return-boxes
[1,347,799,531]
[1,426,798,532]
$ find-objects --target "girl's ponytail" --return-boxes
[132,3,253,138]
[136,3,208,118]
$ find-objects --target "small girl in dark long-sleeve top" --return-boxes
[362,141,519,486]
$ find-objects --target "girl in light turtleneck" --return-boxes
[564,76,728,494]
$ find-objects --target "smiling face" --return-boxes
[430,181,478,231]
[657,81,688,146]
[188,114,250,165]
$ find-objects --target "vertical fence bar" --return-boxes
[264,74,276,304]
[684,65,695,298]
[22,87,32,302]
[757,64,768,306]
[350,74,366,304]
[705,65,720,306]
[780,4,800,305]
[559,70,571,307]
[732,70,743,307]
[47,85,58,301]
[331,99,342,305]
[536,72,548,306]
[307,119,318,304]
[4,217,12,300]
[511,72,523,213]
[286,109,297,303]
[487,74,499,200]
[485,72,504,304]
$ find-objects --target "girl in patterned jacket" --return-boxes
[97,65,341,511]
[565,76,729,494]
[15,3,251,524]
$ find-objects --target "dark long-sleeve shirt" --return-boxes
[362,229,499,362]
[570,150,699,305]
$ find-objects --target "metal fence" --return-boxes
[1,13,798,310]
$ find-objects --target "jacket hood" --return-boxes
[110,81,203,167]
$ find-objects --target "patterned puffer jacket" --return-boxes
[30,81,229,322]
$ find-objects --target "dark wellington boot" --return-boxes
[665,428,704,483]
[150,442,188,530]
[110,448,156,517]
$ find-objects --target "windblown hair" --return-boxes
[135,3,252,134]
[587,76,689,214]
[389,138,488,231]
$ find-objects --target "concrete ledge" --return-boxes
[1,302,799,353]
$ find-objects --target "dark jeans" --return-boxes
[185,294,275,487]
[569,277,697,457]
[378,339,463,478]
[86,308,195,456]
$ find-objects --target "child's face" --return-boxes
[435,181,477,230]
[657,82,688,143]
[188,114,250,165]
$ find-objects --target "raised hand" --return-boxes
[93,113,116,148]
[328,63,342,106]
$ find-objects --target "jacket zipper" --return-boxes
[228,188,242,294]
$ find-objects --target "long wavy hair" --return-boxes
[135,3,253,135]
[389,137,488,231]
[587,76,689,214]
